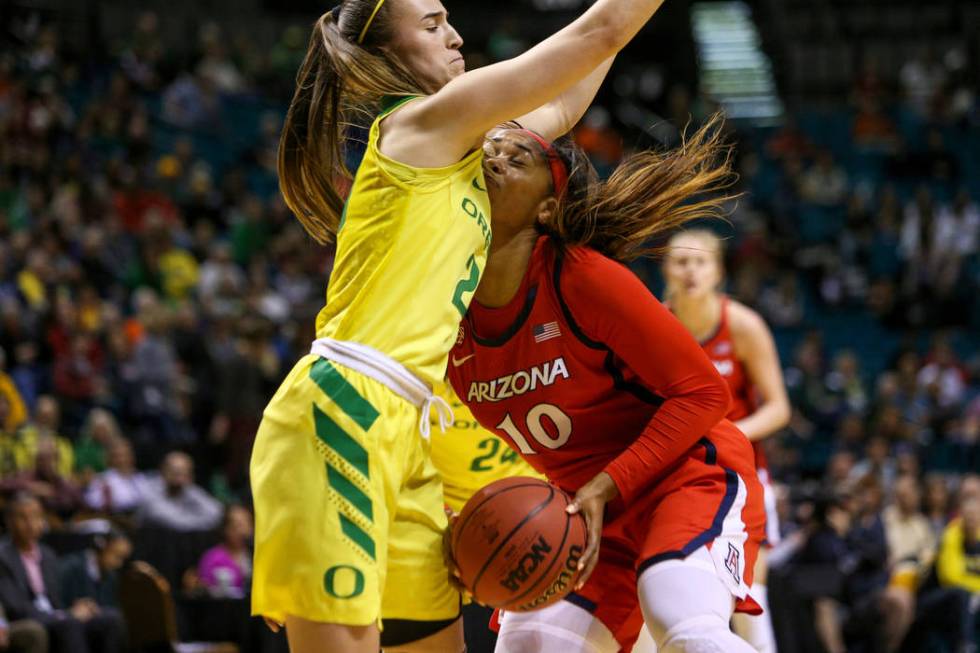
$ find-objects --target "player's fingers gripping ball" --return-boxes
[450,477,587,611]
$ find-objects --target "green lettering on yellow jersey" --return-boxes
[315,98,492,386]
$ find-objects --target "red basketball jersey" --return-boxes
[449,238,766,646]
[700,297,767,471]
[448,237,741,501]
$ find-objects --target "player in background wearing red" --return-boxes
[650,230,790,653]
[448,117,766,652]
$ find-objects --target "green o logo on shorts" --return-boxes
[324,565,365,599]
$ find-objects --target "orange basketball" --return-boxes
[451,477,587,612]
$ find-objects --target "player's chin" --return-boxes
[683,284,709,298]
[485,181,500,203]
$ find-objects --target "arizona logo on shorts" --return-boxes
[725,542,741,585]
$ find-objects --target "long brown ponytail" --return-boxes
[277,3,427,244]
[547,112,737,262]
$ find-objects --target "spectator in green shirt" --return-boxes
[73,409,122,483]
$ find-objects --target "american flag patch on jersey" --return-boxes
[533,321,561,343]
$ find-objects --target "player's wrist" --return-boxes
[599,464,630,503]
[590,471,620,503]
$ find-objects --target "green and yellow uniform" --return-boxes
[430,383,544,514]
[936,518,980,593]
[251,97,492,627]
[1,426,74,479]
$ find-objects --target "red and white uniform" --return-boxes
[448,238,765,651]
[700,297,780,545]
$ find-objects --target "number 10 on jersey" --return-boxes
[496,403,572,454]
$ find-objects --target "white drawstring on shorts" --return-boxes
[420,394,454,440]
[310,338,454,439]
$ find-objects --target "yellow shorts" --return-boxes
[250,354,459,626]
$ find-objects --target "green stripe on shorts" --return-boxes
[309,359,380,432]
[313,404,369,479]
[340,514,376,560]
[326,462,373,522]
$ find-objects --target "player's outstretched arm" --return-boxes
[384,0,667,166]
[516,57,616,142]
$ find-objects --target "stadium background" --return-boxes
[0,0,978,650]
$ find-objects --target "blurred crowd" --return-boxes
[691,26,979,653]
[0,6,978,652]
[0,11,310,652]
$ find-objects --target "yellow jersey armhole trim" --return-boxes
[369,99,484,189]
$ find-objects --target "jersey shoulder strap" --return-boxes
[379,94,421,117]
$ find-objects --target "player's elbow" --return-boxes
[701,375,732,422]
[572,19,626,61]
[595,25,625,57]
[771,396,791,430]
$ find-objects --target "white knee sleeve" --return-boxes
[660,614,752,653]
[638,547,757,653]
[731,584,776,653]
[495,601,619,653]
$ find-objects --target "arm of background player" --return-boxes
[561,252,731,503]
[514,57,615,142]
[730,305,791,441]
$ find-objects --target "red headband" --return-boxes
[518,129,569,199]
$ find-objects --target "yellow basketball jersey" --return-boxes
[315,98,492,387]
[430,383,545,514]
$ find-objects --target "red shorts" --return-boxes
[565,421,766,651]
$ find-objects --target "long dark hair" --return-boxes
[541,113,737,262]
[278,2,427,244]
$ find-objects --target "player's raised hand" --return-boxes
[566,471,619,590]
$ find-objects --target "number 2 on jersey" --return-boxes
[496,404,572,454]
[452,255,481,317]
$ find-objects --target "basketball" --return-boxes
[451,477,587,612]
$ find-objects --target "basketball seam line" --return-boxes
[452,481,553,552]
[471,485,556,592]
[506,490,576,607]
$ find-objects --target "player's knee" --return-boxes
[657,614,732,653]
[495,601,619,653]
[496,629,612,653]
[495,620,618,653]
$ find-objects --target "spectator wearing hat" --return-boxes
[59,530,132,611]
